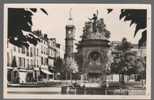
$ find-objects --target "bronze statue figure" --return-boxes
[89,13,98,32]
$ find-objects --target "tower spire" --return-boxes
[69,8,72,21]
[96,9,99,17]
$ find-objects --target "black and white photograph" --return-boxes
[3,4,151,99]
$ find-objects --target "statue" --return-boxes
[97,18,105,33]
[82,12,111,40]
[89,13,98,32]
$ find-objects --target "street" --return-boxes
[7,87,62,94]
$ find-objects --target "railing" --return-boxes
[61,86,145,95]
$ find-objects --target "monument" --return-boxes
[76,12,111,86]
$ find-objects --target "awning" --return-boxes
[7,67,13,70]
[13,67,18,71]
[19,68,27,72]
[41,69,53,75]
[41,65,48,69]
[34,67,40,71]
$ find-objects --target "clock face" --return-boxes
[68,30,74,38]
[68,30,72,34]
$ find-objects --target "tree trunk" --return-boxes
[120,74,125,85]
[66,72,68,80]
[70,72,72,83]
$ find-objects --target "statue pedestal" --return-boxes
[76,16,112,92]
[77,39,111,85]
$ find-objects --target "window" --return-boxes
[23,58,25,68]
[34,48,36,56]
[27,59,29,69]
[44,41,45,44]
[41,46,43,54]
[14,47,16,52]
[41,57,43,65]
[27,48,29,56]
[51,50,53,57]
[45,58,48,65]
[33,59,36,67]
[37,48,39,56]
[44,47,46,54]
[7,52,9,66]
[22,47,25,54]
[18,48,20,53]
[37,59,39,67]
[19,57,22,66]
[30,47,32,57]
[7,70,11,82]
[31,59,33,68]
[36,59,38,67]
[45,48,47,55]
[46,48,47,55]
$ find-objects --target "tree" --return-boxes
[136,58,146,80]
[111,38,146,84]
[53,57,63,73]
[53,57,64,79]
[111,38,134,84]
[8,8,48,48]
[11,56,17,67]
[65,57,78,81]
[123,52,138,75]
[115,38,133,52]
[110,57,121,74]
[108,9,147,47]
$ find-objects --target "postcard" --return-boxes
[3,4,151,99]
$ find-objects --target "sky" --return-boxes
[6,4,147,58]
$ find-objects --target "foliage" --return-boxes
[121,9,147,47]
[120,9,147,35]
[53,57,79,80]
[53,57,64,73]
[65,57,78,73]
[110,38,145,78]
[136,57,146,80]
[115,38,133,52]
[122,52,138,75]
[65,57,79,80]
[113,39,134,75]
[108,9,147,47]
[110,57,121,74]
[8,8,48,48]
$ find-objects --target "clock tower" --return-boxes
[65,9,75,58]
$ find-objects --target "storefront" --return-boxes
[40,65,53,81]
[7,67,19,84]
[34,67,40,82]
[7,67,13,83]
[18,69,27,83]
[26,70,34,82]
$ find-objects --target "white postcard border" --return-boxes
[3,4,151,99]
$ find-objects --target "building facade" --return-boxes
[7,31,60,84]
[48,38,60,80]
